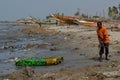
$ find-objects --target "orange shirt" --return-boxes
[96,26,110,43]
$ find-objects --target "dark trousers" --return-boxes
[99,43,109,56]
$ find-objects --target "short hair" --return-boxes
[97,21,102,26]
[97,21,102,29]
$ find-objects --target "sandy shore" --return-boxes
[0,24,120,80]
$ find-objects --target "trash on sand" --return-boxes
[15,56,64,66]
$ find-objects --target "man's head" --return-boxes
[97,21,102,29]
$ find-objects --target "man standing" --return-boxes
[96,21,110,62]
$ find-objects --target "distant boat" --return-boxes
[16,16,41,24]
[51,14,95,26]
[51,14,79,25]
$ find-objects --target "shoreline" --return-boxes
[0,24,120,80]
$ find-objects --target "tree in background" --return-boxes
[108,6,118,19]
[81,13,88,18]
[108,7,113,18]
[113,6,118,18]
[74,8,80,17]
[118,4,120,15]
[108,4,120,20]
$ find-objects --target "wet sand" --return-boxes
[0,23,120,80]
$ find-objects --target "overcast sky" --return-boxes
[0,0,120,21]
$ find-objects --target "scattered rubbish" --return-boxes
[15,56,64,66]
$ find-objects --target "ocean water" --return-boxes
[0,24,44,74]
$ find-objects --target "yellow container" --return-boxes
[46,56,63,65]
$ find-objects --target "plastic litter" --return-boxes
[15,56,64,66]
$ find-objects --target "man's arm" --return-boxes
[98,36,104,48]
[103,35,106,43]
[103,27,108,43]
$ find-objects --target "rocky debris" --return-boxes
[5,67,36,80]
[40,72,55,80]
[50,47,59,51]
[25,44,35,49]
[27,49,36,53]
[0,44,25,52]
[22,26,47,34]
[37,43,49,48]
[0,45,16,50]
[0,43,49,51]
[101,70,120,78]
[23,67,35,77]
[117,51,120,54]
[25,43,49,49]
[111,27,120,32]
[72,47,79,51]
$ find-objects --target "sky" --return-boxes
[0,0,120,21]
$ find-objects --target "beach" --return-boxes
[0,23,120,80]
